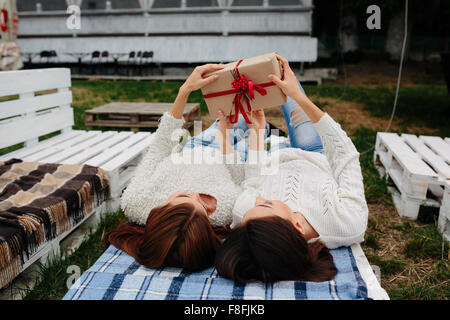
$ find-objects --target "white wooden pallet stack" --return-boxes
[0,68,155,291]
[374,132,450,242]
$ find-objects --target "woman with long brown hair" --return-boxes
[215,54,368,283]
[106,64,264,271]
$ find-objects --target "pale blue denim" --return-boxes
[182,81,323,160]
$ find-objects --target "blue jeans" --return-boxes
[182,81,323,160]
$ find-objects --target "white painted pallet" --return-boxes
[0,68,155,289]
[374,132,450,241]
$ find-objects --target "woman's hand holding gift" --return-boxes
[170,64,224,119]
[268,54,324,123]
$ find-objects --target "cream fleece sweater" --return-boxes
[232,113,368,249]
[120,112,243,227]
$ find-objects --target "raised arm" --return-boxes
[121,64,224,217]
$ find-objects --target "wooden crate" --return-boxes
[373,132,450,241]
[85,102,201,132]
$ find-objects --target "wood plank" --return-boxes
[84,132,150,167]
[85,102,200,115]
[0,68,71,97]
[0,130,83,162]
[419,135,450,164]
[43,132,117,163]
[60,132,133,165]
[0,107,74,150]
[377,132,438,180]
[403,134,450,180]
[23,131,101,162]
[0,91,73,120]
[85,119,160,128]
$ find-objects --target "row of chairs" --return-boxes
[25,50,158,76]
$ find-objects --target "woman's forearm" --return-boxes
[169,86,190,119]
[292,92,325,124]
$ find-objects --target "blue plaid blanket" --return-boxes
[63,245,370,300]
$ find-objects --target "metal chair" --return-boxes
[101,51,110,75]
[127,51,136,76]
[90,51,101,74]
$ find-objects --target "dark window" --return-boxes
[109,0,141,9]
[231,0,263,6]
[269,0,301,5]
[81,0,106,10]
[17,0,67,11]
[187,0,218,7]
[152,0,182,8]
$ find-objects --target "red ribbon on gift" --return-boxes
[203,59,276,124]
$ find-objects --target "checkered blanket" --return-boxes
[63,245,370,300]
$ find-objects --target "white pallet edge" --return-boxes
[0,108,74,150]
[376,132,438,181]
[43,131,117,163]
[0,68,71,97]
[402,134,450,180]
[101,134,155,173]
[101,135,154,197]
[0,91,72,120]
[0,130,83,162]
[84,132,151,167]
[23,131,102,162]
[60,131,133,165]
[419,135,450,164]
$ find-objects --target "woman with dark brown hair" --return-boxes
[215,54,368,283]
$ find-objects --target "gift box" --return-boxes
[201,52,287,123]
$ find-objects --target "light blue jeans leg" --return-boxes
[275,81,324,154]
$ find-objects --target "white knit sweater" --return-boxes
[120,112,243,227]
[232,113,368,249]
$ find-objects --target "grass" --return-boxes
[2,79,449,300]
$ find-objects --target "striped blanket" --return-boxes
[64,245,371,300]
[0,158,110,288]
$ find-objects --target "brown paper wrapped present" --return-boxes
[201,52,286,123]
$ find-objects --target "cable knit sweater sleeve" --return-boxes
[120,112,184,217]
[312,113,368,248]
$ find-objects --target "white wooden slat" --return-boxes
[403,134,450,180]
[445,138,450,145]
[377,132,438,180]
[419,135,450,164]
[84,132,150,167]
[0,108,74,150]
[43,132,117,163]
[0,68,71,97]
[0,130,82,162]
[60,131,133,165]
[102,135,155,172]
[23,131,101,162]
[0,91,73,120]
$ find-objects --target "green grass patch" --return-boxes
[405,224,449,260]
[304,85,450,137]
[366,254,407,275]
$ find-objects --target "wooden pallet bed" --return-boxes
[373,132,450,241]
[0,68,154,289]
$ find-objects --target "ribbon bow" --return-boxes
[203,59,275,124]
